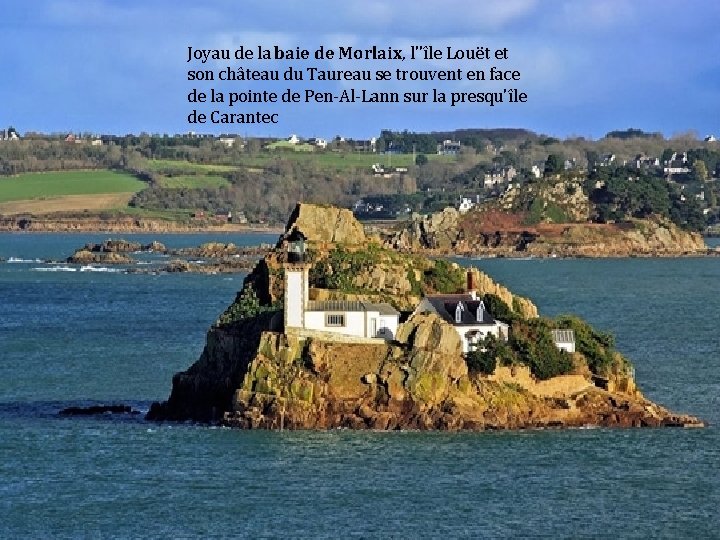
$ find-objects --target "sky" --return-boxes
[1,0,719,139]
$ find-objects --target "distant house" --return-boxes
[664,152,690,175]
[0,128,19,141]
[563,158,577,170]
[283,232,399,341]
[484,166,516,188]
[458,197,475,214]
[371,163,407,178]
[597,154,616,167]
[704,135,716,142]
[531,164,543,178]
[351,137,377,152]
[551,329,576,353]
[307,137,327,149]
[218,137,236,148]
[287,134,300,145]
[633,154,660,169]
[437,139,461,155]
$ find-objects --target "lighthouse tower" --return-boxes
[283,230,310,330]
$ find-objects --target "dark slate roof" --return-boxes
[423,294,498,326]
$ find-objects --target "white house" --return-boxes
[458,197,475,214]
[283,233,399,341]
[307,137,327,149]
[414,293,509,354]
[551,329,576,353]
[413,270,509,354]
[437,139,461,155]
[287,134,300,145]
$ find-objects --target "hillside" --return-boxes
[4,130,720,229]
[147,203,702,430]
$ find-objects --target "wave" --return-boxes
[32,266,77,272]
[7,257,43,263]
[79,265,122,273]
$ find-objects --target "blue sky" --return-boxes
[1,0,719,139]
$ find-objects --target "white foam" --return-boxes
[8,257,43,263]
[79,265,122,273]
[32,266,77,272]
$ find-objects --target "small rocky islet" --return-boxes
[147,203,704,431]
[64,239,271,273]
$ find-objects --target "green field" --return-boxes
[265,141,317,152]
[0,170,146,203]
[152,151,454,172]
[144,159,238,174]
[156,174,230,189]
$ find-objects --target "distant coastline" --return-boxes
[0,215,283,235]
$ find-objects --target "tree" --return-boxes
[415,153,428,166]
[544,154,563,175]
[693,159,709,182]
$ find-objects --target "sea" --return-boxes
[1,232,719,538]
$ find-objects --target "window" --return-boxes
[326,313,345,327]
[455,302,464,323]
[477,301,485,322]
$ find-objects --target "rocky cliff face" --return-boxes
[385,209,706,257]
[523,218,706,257]
[157,312,701,431]
[282,203,367,244]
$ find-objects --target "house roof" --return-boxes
[306,300,399,317]
[423,294,499,326]
[551,329,575,343]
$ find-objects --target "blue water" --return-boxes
[1,233,719,538]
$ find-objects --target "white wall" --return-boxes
[304,310,399,341]
[366,313,399,340]
[285,270,306,328]
[304,311,367,338]
[456,323,507,354]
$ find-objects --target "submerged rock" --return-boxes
[59,404,140,416]
[67,249,134,264]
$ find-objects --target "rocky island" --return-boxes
[383,177,707,258]
[148,203,704,430]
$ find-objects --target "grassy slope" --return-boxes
[0,170,146,202]
[144,160,237,174]
[145,152,454,173]
[155,175,230,189]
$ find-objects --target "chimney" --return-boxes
[466,269,477,300]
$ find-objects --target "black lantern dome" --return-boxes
[287,229,307,263]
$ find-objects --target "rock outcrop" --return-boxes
[67,249,134,264]
[283,203,366,245]
[385,209,706,257]
[386,207,459,252]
